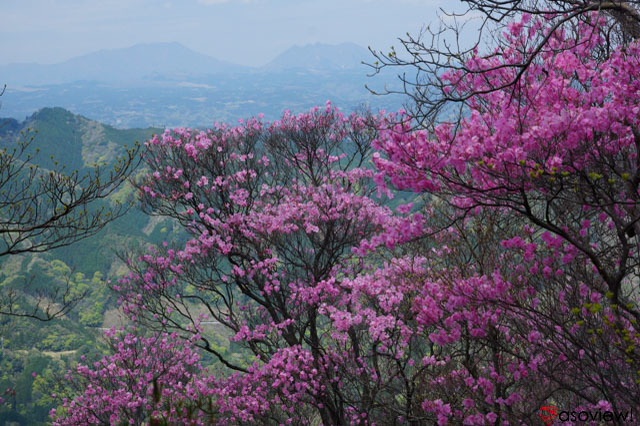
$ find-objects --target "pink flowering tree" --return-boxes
[372,10,640,421]
[108,104,439,424]
[353,208,639,423]
[51,329,217,425]
[374,12,640,319]
[368,1,640,126]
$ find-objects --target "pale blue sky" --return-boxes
[2,0,445,66]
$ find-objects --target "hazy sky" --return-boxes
[2,0,445,66]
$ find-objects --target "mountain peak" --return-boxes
[0,43,245,86]
[2,107,158,171]
[31,106,81,121]
[263,42,370,72]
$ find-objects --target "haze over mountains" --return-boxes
[1,42,402,128]
[0,42,241,86]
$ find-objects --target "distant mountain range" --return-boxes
[0,42,403,128]
[0,42,243,86]
[0,42,373,86]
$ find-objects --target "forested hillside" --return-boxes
[0,110,162,424]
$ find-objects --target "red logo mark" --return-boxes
[539,407,558,425]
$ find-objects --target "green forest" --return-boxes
[0,108,161,424]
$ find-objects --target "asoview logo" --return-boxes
[538,407,557,425]
[538,406,633,424]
